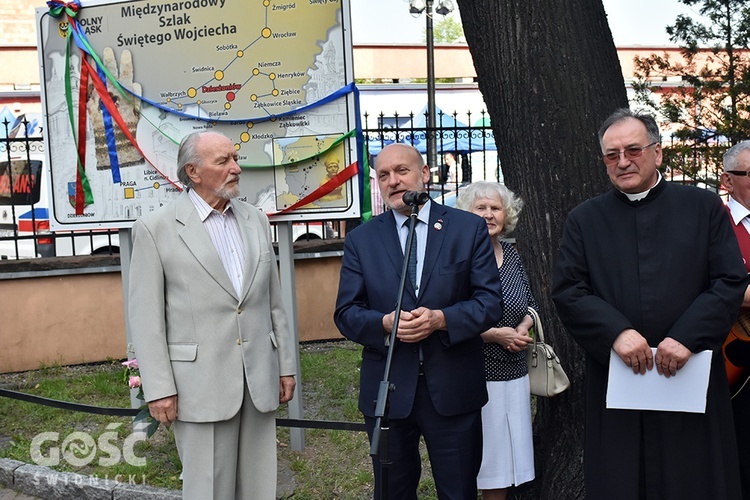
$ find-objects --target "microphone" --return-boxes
[402,191,430,206]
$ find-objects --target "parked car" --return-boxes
[288,220,338,242]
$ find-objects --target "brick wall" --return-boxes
[0,1,46,46]
[0,0,46,90]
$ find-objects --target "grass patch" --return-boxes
[0,360,181,489]
[0,341,438,498]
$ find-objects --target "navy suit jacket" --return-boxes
[334,202,503,419]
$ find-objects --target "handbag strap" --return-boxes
[527,307,545,345]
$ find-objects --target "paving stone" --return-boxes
[0,489,40,499]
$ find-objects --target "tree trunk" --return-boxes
[456,1,628,497]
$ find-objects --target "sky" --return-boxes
[349,0,707,47]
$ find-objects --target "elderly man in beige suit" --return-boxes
[128,130,296,499]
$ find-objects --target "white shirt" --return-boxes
[188,189,246,297]
[727,196,750,235]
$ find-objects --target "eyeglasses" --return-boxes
[726,170,750,176]
[602,142,658,166]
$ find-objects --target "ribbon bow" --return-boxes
[47,0,80,18]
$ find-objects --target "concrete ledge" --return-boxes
[113,483,181,500]
[0,255,120,277]
[0,460,179,500]
[1,458,295,499]
[0,459,24,488]
[0,241,343,373]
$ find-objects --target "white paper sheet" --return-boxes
[606,348,712,413]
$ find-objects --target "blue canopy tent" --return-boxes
[365,105,497,155]
[0,107,16,139]
[0,108,43,140]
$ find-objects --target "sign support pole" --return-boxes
[278,220,305,451]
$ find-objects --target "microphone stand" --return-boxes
[370,200,420,500]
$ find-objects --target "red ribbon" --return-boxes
[80,57,181,191]
[75,58,89,214]
[271,161,358,215]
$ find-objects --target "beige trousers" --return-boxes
[173,383,277,500]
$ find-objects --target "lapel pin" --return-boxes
[434,222,442,231]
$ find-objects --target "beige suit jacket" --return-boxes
[128,191,296,422]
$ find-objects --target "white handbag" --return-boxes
[526,307,571,397]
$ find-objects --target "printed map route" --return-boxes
[39,0,357,227]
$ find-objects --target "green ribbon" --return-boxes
[360,141,372,222]
[47,0,79,19]
[238,129,356,169]
[63,30,93,207]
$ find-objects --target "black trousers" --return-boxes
[365,376,482,500]
[733,387,750,500]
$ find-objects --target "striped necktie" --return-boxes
[405,220,418,290]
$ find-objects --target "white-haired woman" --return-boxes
[457,181,536,500]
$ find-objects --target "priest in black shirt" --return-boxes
[553,108,747,500]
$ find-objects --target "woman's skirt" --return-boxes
[476,375,535,490]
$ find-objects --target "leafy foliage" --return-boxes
[427,16,464,44]
[633,0,750,148]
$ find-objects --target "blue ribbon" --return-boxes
[97,65,121,183]
[123,81,358,125]
[62,15,357,124]
[54,6,367,201]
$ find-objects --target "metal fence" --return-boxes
[2,114,720,260]
[363,108,502,213]
[0,119,122,260]
[660,135,728,196]
[0,118,350,260]
[1,113,501,260]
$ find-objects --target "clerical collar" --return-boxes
[621,171,663,201]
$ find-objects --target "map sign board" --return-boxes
[36,0,359,230]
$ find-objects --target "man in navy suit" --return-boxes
[334,143,503,499]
